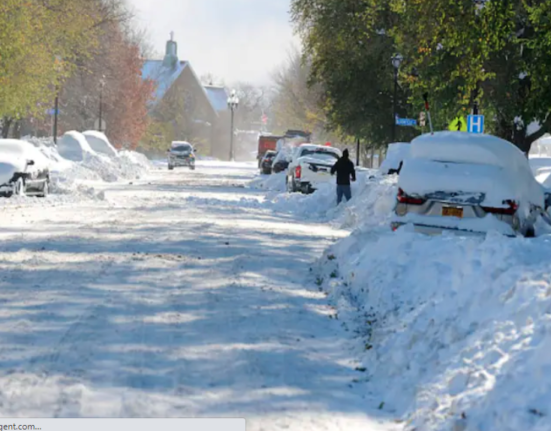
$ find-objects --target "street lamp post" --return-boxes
[227,89,239,161]
[391,53,403,143]
[53,55,62,145]
[53,91,59,145]
[99,76,106,132]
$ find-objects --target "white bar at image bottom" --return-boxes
[0,419,246,431]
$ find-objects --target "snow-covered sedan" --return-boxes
[0,139,50,197]
[392,132,545,237]
[286,144,342,194]
[168,141,195,170]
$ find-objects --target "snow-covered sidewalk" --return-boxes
[0,162,397,430]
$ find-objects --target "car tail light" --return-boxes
[482,200,518,215]
[295,166,302,179]
[397,188,426,205]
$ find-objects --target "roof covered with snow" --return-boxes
[203,86,228,113]
[142,60,189,105]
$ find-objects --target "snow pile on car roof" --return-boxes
[401,132,544,208]
[58,131,95,162]
[316,227,551,430]
[82,131,118,157]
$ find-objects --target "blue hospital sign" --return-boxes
[468,115,485,134]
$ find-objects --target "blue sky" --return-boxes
[128,0,299,86]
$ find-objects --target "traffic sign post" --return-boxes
[468,115,484,134]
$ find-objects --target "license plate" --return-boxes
[442,207,464,218]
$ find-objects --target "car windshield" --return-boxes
[172,145,192,152]
[300,149,340,161]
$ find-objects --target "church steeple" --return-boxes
[162,32,179,69]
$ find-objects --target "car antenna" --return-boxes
[423,93,434,135]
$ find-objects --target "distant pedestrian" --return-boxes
[331,149,356,204]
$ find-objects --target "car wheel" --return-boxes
[523,224,536,238]
[287,177,296,193]
[13,178,25,197]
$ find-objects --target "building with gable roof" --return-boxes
[141,34,230,158]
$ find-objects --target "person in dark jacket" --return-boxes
[331,149,356,204]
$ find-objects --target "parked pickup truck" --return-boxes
[286,144,342,194]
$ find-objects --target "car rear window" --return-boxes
[301,149,340,160]
[172,144,192,152]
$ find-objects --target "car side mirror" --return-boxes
[27,160,35,166]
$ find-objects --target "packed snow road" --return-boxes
[0,161,397,430]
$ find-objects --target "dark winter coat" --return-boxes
[331,151,356,186]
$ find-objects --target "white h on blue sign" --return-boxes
[468,115,484,134]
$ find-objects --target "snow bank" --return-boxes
[248,153,551,429]
[248,172,286,192]
[83,131,118,157]
[256,169,397,231]
[317,230,551,430]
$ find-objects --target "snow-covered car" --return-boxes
[83,131,118,158]
[380,142,410,175]
[58,131,96,162]
[260,150,277,175]
[286,144,342,194]
[0,139,50,197]
[168,141,195,170]
[392,132,545,237]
